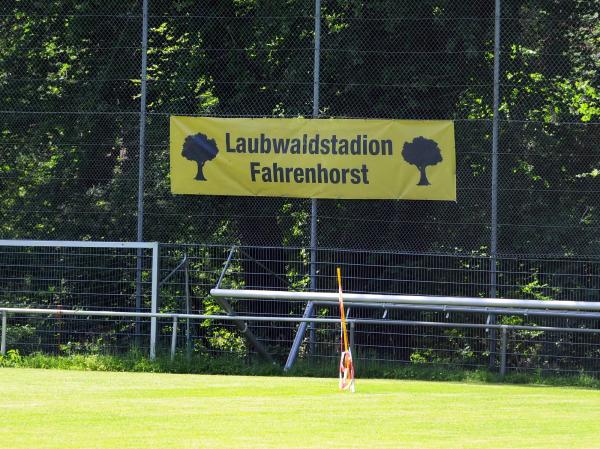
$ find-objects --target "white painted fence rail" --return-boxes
[210,288,600,311]
[2,306,600,376]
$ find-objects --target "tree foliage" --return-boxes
[0,0,598,254]
[1,0,599,366]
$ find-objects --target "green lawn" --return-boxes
[1,368,600,449]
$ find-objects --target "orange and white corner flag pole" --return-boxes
[337,267,355,392]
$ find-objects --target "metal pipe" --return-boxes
[310,205,318,290]
[312,0,321,119]
[149,242,159,360]
[136,0,149,244]
[488,0,503,369]
[490,0,501,285]
[349,321,356,364]
[0,240,156,249]
[158,254,188,287]
[238,247,292,288]
[1,307,598,335]
[135,253,143,340]
[311,301,600,319]
[284,301,315,371]
[309,313,316,357]
[184,259,191,359]
[1,311,6,355]
[308,199,317,354]
[216,246,236,289]
[170,316,178,361]
[213,296,275,363]
[211,289,600,311]
[500,326,508,376]
[135,0,150,344]
[309,0,322,352]
[8,299,600,320]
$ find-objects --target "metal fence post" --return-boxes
[284,302,315,370]
[309,0,322,352]
[1,311,7,356]
[284,0,321,371]
[150,242,159,360]
[500,326,508,377]
[135,0,150,342]
[184,259,191,359]
[137,0,149,241]
[308,199,317,353]
[488,0,501,369]
[349,321,356,365]
[170,316,178,361]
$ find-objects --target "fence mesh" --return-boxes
[2,243,600,374]
[2,1,598,254]
[0,243,154,354]
[1,1,600,374]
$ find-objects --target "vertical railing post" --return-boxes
[284,302,315,371]
[500,326,508,377]
[135,0,150,340]
[308,304,316,357]
[1,311,7,356]
[489,0,501,369]
[150,243,159,360]
[308,199,317,354]
[184,258,191,359]
[170,316,178,361]
[349,321,356,366]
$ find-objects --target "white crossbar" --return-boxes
[0,240,157,249]
[1,307,599,334]
[210,288,600,312]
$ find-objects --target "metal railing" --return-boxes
[2,2,600,375]
[3,241,600,374]
[211,288,600,312]
[203,245,600,374]
[3,306,600,376]
[210,287,600,372]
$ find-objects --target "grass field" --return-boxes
[1,368,600,448]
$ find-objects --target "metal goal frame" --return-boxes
[0,240,160,359]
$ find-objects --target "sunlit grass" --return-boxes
[1,368,600,448]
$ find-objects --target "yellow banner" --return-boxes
[170,117,456,200]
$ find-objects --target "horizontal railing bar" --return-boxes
[211,288,600,311]
[0,307,598,334]
[0,240,158,249]
[312,301,600,319]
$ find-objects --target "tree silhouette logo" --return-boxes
[181,133,219,181]
[401,136,443,186]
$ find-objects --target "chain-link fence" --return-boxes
[3,243,600,375]
[2,0,598,254]
[1,1,600,374]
